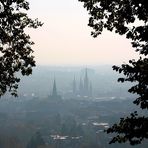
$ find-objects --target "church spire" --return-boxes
[73,76,76,94]
[52,78,57,97]
[79,77,83,90]
[85,68,88,79]
[83,68,89,94]
[49,78,62,100]
[78,77,83,96]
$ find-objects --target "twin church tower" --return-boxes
[49,68,93,99]
[72,68,92,97]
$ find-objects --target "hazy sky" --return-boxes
[28,0,139,66]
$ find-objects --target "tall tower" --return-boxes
[52,78,58,97]
[73,76,76,94]
[83,68,89,96]
[79,77,83,95]
[49,78,61,100]
[72,68,93,98]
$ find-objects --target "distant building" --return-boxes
[72,68,93,97]
[83,68,90,96]
[72,76,77,95]
[49,78,61,100]
[79,77,83,96]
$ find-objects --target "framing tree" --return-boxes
[0,0,42,96]
[78,0,148,145]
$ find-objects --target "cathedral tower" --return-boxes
[52,78,58,97]
[49,78,61,100]
[72,76,77,95]
[83,68,89,95]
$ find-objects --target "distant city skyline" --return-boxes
[28,0,139,66]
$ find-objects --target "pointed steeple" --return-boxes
[73,76,76,94]
[85,68,88,79]
[49,78,62,100]
[79,77,83,91]
[83,68,89,94]
[78,77,83,96]
[52,78,57,97]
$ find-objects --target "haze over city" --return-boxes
[0,0,147,148]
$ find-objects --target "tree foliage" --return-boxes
[78,0,148,145]
[0,0,42,97]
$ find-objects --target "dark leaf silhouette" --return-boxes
[0,0,42,96]
[78,0,148,145]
